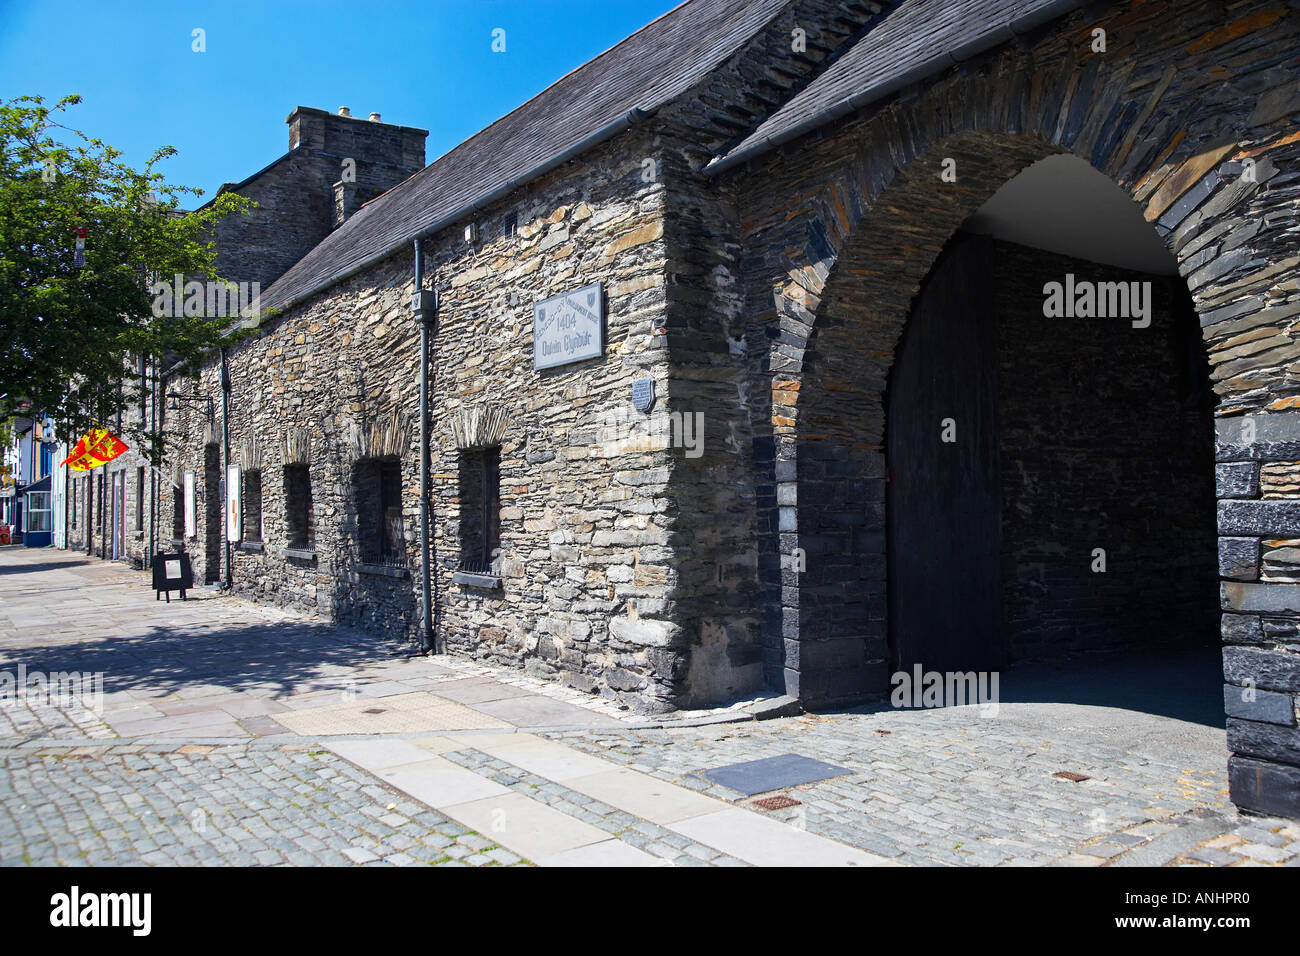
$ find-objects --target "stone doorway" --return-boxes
[885,221,1218,680]
[788,150,1222,707]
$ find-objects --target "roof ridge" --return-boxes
[256,0,795,316]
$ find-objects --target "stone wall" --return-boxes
[718,0,1300,813]
[992,239,1218,660]
[143,0,1300,811]
[162,127,747,713]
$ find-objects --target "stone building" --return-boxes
[148,0,1300,816]
[65,108,428,574]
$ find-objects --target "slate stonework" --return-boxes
[143,0,1300,813]
[700,0,1300,813]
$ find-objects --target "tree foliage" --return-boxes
[0,94,252,453]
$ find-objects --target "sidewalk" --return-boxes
[0,545,886,866]
[2,545,1296,867]
[0,547,774,742]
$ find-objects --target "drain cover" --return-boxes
[752,794,802,811]
[703,754,851,795]
[362,707,387,715]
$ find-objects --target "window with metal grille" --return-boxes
[284,464,313,550]
[503,211,518,239]
[354,458,405,566]
[457,447,500,574]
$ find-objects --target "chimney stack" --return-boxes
[338,106,351,117]
[369,112,382,122]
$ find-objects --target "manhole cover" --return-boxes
[703,753,852,795]
[752,794,802,811]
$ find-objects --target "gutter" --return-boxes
[706,0,1087,177]
[261,107,650,318]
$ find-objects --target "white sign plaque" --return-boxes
[226,465,241,543]
[165,559,181,579]
[183,471,196,539]
[533,282,603,370]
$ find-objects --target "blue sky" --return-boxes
[0,0,681,200]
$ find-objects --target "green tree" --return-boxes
[0,93,252,458]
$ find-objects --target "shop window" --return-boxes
[284,464,313,550]
[354,458,405,566]
[457,447,500,574]
[26,492,51,533]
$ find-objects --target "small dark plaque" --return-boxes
[151,552,193,602]
[631,377,655,413]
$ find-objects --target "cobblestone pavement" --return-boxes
[0,741,525,866]
[546,708,1300,867]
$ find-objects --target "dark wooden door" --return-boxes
[887,233,1003,674]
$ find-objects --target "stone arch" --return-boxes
[737,4,1300,781]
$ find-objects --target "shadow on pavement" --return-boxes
[5,618,422,700]
[841,640,1225,728]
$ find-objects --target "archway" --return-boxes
[884,155,1218,699]
[733,0,1300,818]
[789,133,1226,700]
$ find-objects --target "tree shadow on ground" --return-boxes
[6,616,425,700]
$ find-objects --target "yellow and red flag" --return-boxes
[60,428,129,471]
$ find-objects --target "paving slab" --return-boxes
[564,768,728,825]
[326,738,448,772]
[374,757,513,806]
[273,692,513,735]
[467,735,622,782]
[670,808,894,867]
[443,791,611,860]
[429,677,537,705]
[538,838,664,867]
[470,694,625,728]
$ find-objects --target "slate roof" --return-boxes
[710,0,1088,173]
[259,0,794,314]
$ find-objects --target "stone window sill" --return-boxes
[355,563,409,579]
[240,541,265,553]
[452,571,502,589]
[282,547,316,561]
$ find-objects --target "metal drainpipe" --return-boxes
[414,239,437,653]
[221,349,232,590]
